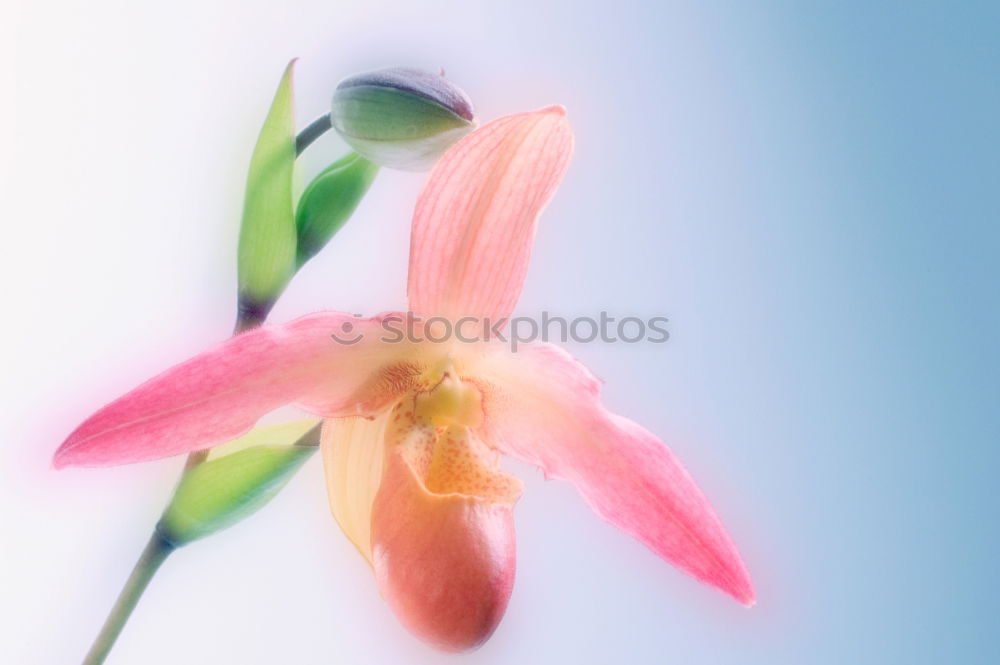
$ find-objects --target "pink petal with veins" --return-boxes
[407,107,573,326]
[471,343,755,605]
[55,312,423,468]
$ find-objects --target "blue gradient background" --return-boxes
[3,1,998,663]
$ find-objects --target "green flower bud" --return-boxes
[331,67,475,171]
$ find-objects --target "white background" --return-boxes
[3,1,998,664]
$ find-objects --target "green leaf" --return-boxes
[205,419,318,461]
[237,59,298,327]
[295,152,379,267]
[157,421,320,547]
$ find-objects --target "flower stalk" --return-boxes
[295,113,333,156]
[81,533,175,665]
[82,86,340,665]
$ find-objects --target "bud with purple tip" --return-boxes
[331,67,476,171]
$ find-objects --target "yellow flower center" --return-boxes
[385,368,520,504]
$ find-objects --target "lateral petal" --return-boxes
[471,343,755,606]
[55,313,425,468]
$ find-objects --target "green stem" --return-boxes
[82,534,175,665]
[295,112,333,156]
[84,109,338,665]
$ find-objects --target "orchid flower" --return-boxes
[56,106,754,651]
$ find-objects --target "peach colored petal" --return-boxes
[470,343,755,606]
[54,312,426,468]
[371,437,518,652]
[407,106,573,326]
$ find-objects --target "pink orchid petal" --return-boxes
[371,445,517,652]
[55,312,424,468]
[407,106,573,325]
[470,343,755,605]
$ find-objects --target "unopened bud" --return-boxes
[331,67,475,171]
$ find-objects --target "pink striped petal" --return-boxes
[54,312,426,468]
[407,107,573,325]
[470,343,755,606]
